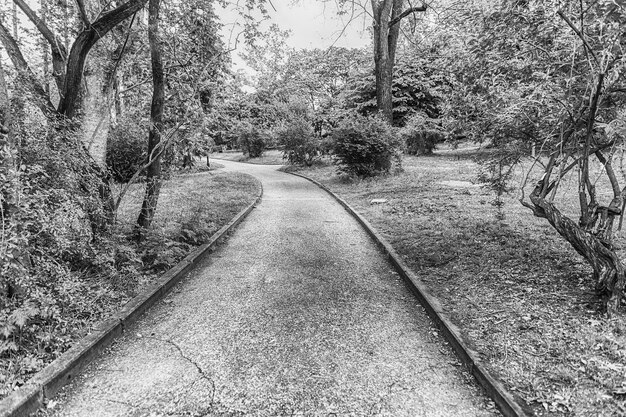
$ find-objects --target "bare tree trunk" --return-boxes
[40,0,50,95]
[136,0,164,234]
[370,0,425,124]
[12,1,17,40]
[372,0,394,123]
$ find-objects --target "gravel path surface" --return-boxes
[44,161,499,416]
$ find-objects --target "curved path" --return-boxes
[46,160,498,416]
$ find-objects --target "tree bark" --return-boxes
[136,0,164,234]
[371,0,393,123]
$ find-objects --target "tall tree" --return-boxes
[136,0,164,232]
[370,0,426,122]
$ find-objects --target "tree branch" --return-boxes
[75,0,91,27]
[389,5,426,27]
[58,0,148,117]
[557,9,599,66]
[13,0,67,91]
[13,0,65,53]
[595,149,621,197]
[0,20,55,116]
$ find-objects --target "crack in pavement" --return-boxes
[147,336,217,409]
[99,398,136,408]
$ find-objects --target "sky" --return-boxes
[217,1,372,73]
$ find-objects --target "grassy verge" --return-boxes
[210,149,284,165]
[299,153,626,417]
[0,167,260,399]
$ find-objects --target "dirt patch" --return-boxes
[440,180,480,188]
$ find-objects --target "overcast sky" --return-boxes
[217,1,372,72]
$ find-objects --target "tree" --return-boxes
[451,0,626,314]
[136,0,164,233]
[0,0,151,226]
[343,54,449,126]
[370,0,426,122]
[1,0,148,119]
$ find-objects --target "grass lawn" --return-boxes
[0,167,260,399]
[299,152,626,417]
[209,149,284,165]
[115,168,258,251]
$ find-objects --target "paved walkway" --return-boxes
[46,160,498,416]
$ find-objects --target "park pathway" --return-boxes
[46,160,498,416]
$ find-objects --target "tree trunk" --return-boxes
[370,0,425,124]
[40,0,50,95]
[136,0,164,234]
[529,184,626,315]
[82,71,112,165]
[372,0,394,123]
[0,21,56,116]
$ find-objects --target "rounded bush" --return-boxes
[331,115,401,177]
[106,118,147,183]
[277,119,320,166]
[400,113,445,155]
[237,124,266,158]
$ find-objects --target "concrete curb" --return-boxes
[289,171,533,417]
[0,184,263,417]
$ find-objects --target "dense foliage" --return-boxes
[0,116,141,394]
[237,123,266,158]
[277,118,321,166]
[399,112,445,155]
[106,117,148,183]
[344,56,449,127]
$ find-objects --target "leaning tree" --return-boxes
[0,0,149,120]
[455,0,626,314]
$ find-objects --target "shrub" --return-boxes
[403,130,444,155]
[106,118,147,183]
[331,115,401,177]
[400,113,445,156]
[277,119,320,166]
[237,124,266,158]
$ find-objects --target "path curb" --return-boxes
[290,171,533,417]
[0,184,263,417]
